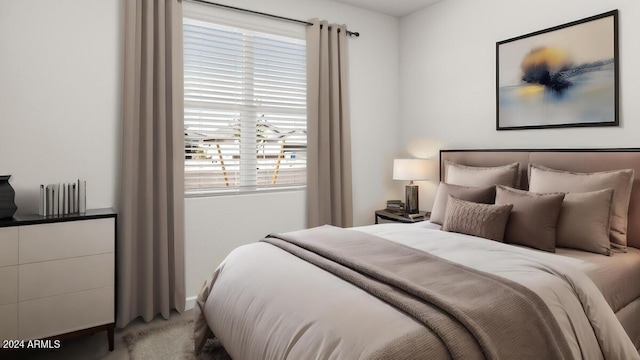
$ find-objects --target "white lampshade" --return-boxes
[392,159,432,181]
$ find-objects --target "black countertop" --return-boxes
[0,208,116,228]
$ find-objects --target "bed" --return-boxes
[195,149,640,359]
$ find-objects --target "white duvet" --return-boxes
[199,222,640,359]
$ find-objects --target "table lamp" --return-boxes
[393,159,431,214]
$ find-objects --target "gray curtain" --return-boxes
[306,19,353,228]
[118,0,185,327]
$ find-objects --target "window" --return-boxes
[183,13,307,196]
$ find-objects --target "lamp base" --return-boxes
[405,184,419,215]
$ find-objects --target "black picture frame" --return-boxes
[496,10,619,130]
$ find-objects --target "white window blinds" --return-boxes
[183,16,307,195]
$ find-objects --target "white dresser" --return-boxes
[0,209,116,350]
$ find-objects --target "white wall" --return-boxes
[185,190,306,299]
[0,0,123,213]
[400,0,640,210]
[184,0,401,300]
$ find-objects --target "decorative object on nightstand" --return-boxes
[393,159,433,214]
[0,175,17,219]
[385,200,405,214]
[375,209,431,224]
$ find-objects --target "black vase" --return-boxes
[0,175,17,219]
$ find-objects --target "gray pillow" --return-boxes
[442,196,513,242]
[430,182,496,225]
[529,163,634,250]
[495,185,565,252]
[556,189,614,256]
[445,161,520,188]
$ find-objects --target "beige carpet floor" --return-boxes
[1,309,194,360]
[124,318,230,360]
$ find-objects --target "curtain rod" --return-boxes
[185,0,360,38]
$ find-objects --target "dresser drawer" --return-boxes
[0,303,18,343]
[0,266,18,306]
[19,218,114,263]
[18,286,114,340]
[0,227,19,267]
[19,253,114,302]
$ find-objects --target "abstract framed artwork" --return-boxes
[496,10,618,130]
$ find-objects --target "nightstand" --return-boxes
[375,209,430,224]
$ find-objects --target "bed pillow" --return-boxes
[529,163,634,250]
[430,182,496,225]
[556,189,614,256]
[495,185,565,252]
[445,161,520,188]
[442,196,513,242]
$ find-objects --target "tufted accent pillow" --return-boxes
[442,195,513,242]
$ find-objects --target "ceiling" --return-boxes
[334,0,442,17]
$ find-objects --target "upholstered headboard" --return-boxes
[440,149,640,249]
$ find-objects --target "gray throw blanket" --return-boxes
[263,225,573,360]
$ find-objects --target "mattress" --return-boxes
[418,220,640,314]
[554,247,640,314]
[409,221,640,348]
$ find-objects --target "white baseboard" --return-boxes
[185,296,197,310]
